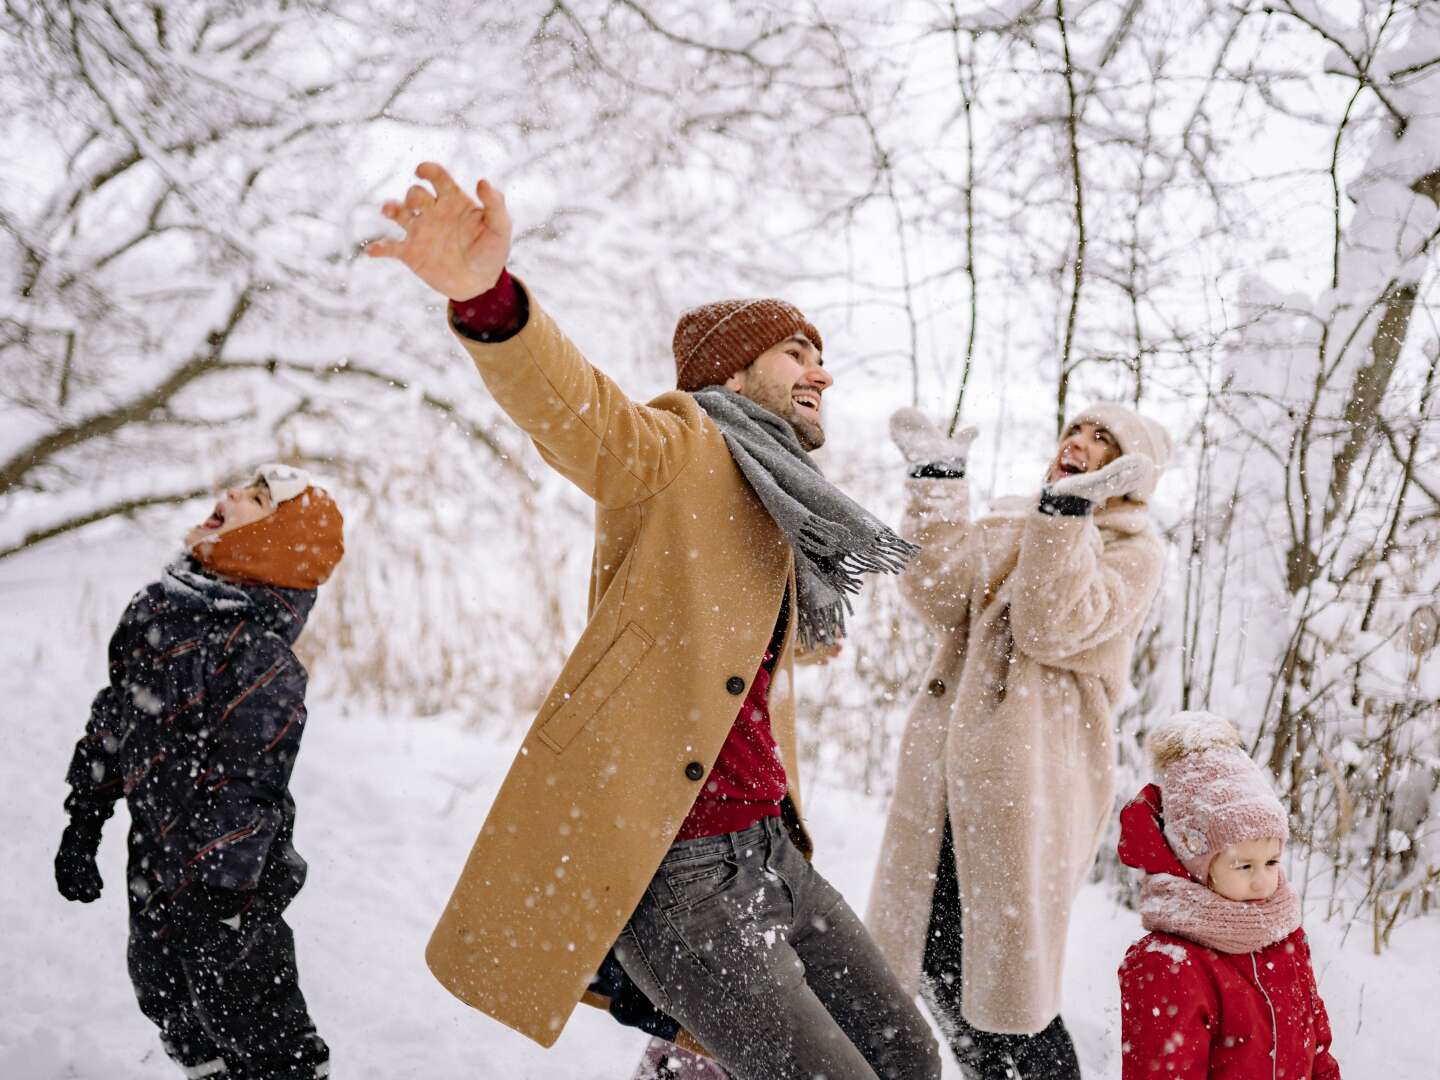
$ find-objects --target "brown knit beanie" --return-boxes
[673,299,823,391]
[195,485,345,590]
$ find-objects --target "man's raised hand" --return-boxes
[365,163,512,301]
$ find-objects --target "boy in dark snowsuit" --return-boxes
[54,464,344,1080]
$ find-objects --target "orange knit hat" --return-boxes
[673,299,823,391]
[196,485,345,590]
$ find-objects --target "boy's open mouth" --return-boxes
[202,503,226,529]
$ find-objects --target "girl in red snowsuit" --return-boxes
[1116,711,1341,1079]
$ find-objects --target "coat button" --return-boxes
[927,678,946,697]
[725,675,746,695]
[685,761,704,781]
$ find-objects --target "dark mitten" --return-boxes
[590,948,682,1042]
[166,882,253,963]
[1038,488,1093,517]
[55,819,105,903]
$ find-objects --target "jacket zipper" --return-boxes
[1251,953,1278,1080]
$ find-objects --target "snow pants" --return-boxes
[614,815,941,1080]
[922,818,1082,1080]
[128,909,329,1080]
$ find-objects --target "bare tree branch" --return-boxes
[0,287,253,495]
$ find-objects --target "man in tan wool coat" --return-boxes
[868,405,1170,1079]
[367,163,941,1080]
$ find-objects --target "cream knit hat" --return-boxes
[1065,402,1173,502]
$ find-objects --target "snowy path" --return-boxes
[3,539,1436,1077]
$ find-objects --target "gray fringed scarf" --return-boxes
[693,387,919,648]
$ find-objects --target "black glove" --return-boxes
[590,947,682,1042]
[165,882,253,963]
[55,819,105,903]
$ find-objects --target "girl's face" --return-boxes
[1207,837,1284,902]
[185,481,275,551]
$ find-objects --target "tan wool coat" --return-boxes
[866,476,1164,1035]
[426,281,811,1048]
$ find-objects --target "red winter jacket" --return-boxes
[1117,785,1342,1080]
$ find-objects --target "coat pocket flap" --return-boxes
[537,623,653,753]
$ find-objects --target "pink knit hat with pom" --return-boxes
[1147,711,1289,883]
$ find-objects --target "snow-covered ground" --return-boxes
[3,531,1436,1078]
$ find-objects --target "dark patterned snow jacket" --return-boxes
[63,558,317,916]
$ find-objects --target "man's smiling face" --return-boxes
[1046,420,1121,485]
[724,333,832,450]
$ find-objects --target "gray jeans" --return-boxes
[614,816,941,1080]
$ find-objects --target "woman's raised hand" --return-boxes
[890,408,978,471]
[366,162,512,301]
[1047,453,1157,504]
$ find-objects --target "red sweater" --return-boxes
[451,274,788,841]
[1117,786,1341,1079]
[673,642,787,840]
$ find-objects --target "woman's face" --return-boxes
[1045,420,1121,484]
[185,481,275,551]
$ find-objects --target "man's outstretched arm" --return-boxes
[367,163,694,508]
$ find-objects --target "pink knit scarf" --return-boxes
[1139,873,1301,954]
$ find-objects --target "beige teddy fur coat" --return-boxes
[867,476,1164,1035]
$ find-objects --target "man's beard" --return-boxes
[740,370,826,451]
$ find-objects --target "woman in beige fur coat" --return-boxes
[866,403,1170,1079]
